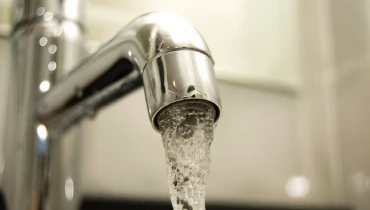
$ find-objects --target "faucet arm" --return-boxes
[37,12,213,131]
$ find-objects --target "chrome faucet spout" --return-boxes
[37,12,221,132]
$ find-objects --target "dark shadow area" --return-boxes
[0,191,352,210]
[0,191,6,210]
[64,58,142,111]
[80,197,352,210]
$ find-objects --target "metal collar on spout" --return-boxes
[38,12,221,132]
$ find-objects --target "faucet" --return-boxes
[2,0,221,209]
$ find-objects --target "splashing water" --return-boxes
[158,102,216,210]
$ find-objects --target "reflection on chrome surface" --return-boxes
[65,178,74,201]
[48,61,56,71]
[48,44,57,54]
[43,12,53,21]
[36,7,45,16]
[39,37,47,46]
[39,80,51,93]
[36,124,48,141]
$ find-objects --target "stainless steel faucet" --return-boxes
[2,0,221,209]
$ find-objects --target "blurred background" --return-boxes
[0,0,369,209]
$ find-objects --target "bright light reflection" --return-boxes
[36,7,45,16]
[53,27,63,37]
[63,21,78,37]
[128,51,132,57]
[43,12,53,21]
[48,45,57,54]
[285,176,310,198]
[65,178,74,201]
[37,124,48,141]
[39,80,50,92]
[48,61,57,71]
[39,37,48,46]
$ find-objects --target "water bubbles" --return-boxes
[188,110,195,115]
[158,102,215,210]
[177,175,184,182]
[158,118,165,124]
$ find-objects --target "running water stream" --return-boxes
[158,102,216,210]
